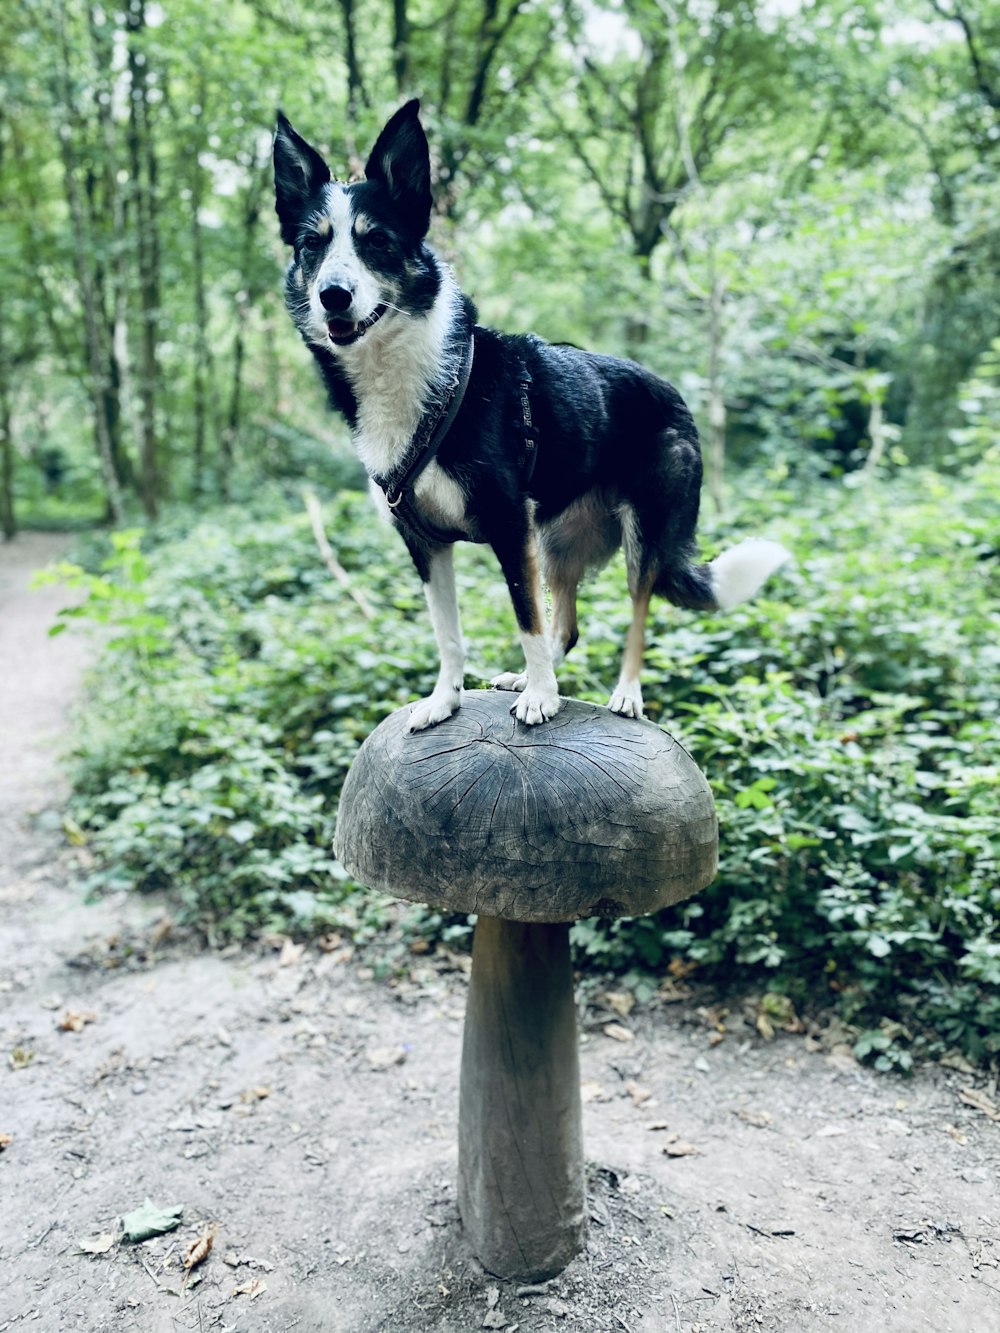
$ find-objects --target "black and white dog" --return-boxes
[274,101,788,731]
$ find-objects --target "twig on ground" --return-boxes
[139,1256,162,1289]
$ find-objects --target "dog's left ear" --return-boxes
[365,99,432,238]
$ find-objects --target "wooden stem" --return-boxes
[458,917,587,1280]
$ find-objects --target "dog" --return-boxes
[273,100,788,732]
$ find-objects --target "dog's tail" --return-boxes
[655,539,790,612]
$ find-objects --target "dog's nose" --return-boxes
[319,284,354,313]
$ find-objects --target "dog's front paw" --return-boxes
[511,687,562,726]
[407,689,462,733]
[608,681,644,719]
[491,670,527,692]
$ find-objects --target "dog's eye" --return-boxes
[365,228,390,250]
[300,232,327,252]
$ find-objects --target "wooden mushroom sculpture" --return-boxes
[334,690,718,1282]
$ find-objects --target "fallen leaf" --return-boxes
[657,979,691,1003]
[760,992,803,1033]
[278,938,305,967]
[9,1047,35,1071]
[624,1080,651,1106]
[183,1224,218,1270]
[232,1277,267,1299]
[756,1012,775,1041]
[240,1086,272,1104]
[78,1233,116,1256]
[959,1088,1000,1122]
[0,1133,11,1151]
[602,1022,634,1043]
[59,1010,97,1033]
[601,990,634,1019]
[580,1080,609,1104]
[62,816,88,846]
[734,1108,773,1129]
[121,1199,184,1243]
[318,932,344,953]
[939,1051,977,1075]
[149,918,174,948]
[662,1135,699,1158]
[944,1123,968,1144]
[482,1311,509,1330]
[366,1045,407,1070]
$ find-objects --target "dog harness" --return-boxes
[371,330,538,548]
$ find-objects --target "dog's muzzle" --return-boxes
[327,305,388,347]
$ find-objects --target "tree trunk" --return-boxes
[0,364,15,542]
[706,271,727,513]
[89,6,134,499]
[188,86,214,499]
[337,0,367,117]
[54,9,125,525]
[221,163,267,498]
[126,0,162,518]
[861,392,888,483]
[392,0,410,96]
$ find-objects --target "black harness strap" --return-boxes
[372,331,539,548]
[373,332,476,547]
[516,358,538,487]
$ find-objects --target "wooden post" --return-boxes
[334,690,718,1281]
[459,918,585,1281]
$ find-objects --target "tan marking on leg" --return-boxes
[521,529,544,636]
[609,583,652,718]
[621,586,652,683]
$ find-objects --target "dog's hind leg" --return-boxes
[407,545,466,733]
[548,573,580,670]
[608,582,653,718]
[607,504,654,719]
[490,517,561,725]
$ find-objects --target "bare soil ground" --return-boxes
[1,533,999,1333]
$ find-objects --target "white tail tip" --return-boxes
[710,539,791,612]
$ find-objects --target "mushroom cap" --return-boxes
[334,691,718,923]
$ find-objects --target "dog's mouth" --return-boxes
[327,304,388,347]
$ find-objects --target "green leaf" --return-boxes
[121,1199,184,1243]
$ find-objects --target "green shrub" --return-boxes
[53,457,1000,1061]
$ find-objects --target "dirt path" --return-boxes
[1,535,998,1333]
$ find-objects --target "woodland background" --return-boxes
[2,0,999,1068]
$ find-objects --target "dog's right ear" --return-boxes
[273,113,331,245]
[365,99,432,238]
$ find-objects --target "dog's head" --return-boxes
[274,100,438,351]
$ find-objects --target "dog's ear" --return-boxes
[273,113,331,245]
[365,100,432,238]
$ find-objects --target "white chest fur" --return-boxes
[367,462,469,533]
[347,278,471,535]
[345,280,460,476]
